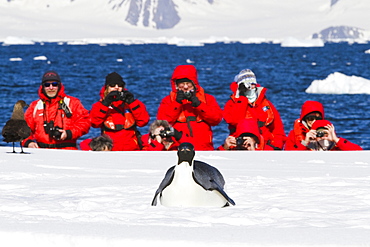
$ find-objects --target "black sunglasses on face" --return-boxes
[305,115,322,122]
[43,82,59,87]
[108,83,124,87]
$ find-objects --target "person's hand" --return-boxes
[102,91,120,106]
[28,142,39,148]
[59,129,67,141]
[189,94,201,107]
[326,124,340,143]
[122,91,135,104]
[305,129,317,143]
[238,83,248,96]
[151,127,164,143]
[176,90,187,104]
[223,136,236,150]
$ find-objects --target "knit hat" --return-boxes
[235,69,257,85]
[42,70,61,83]
[311,120,332,130]
[105,72,125,87]
[234,69,257,98]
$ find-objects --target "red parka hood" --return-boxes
[311,120,332,130]
[300,101,325,120]
[38,83,67,102]
[170,65,200,92]
[234,119,261,143]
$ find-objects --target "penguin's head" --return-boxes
[177,142,195,165]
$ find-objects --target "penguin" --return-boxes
[2,100,31,153]
[151,142,235,207]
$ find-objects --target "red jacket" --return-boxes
[157,65,223,151]
[141,133,180,151]
[23,84,90,150]
[217,119,274,151]
[90,86,150,151]
[223,83,286,149]
[284,101,325,150]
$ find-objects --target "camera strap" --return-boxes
[59,99,72,118]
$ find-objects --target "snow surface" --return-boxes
[0,0,369,45]
[306,72,370,94]
[1,146,370,246]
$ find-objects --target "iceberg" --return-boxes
[281,37,324,47]
[305,72,370,94]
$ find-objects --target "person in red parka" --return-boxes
[284,100,325,150]
[157,65,223,150]
[23,70,90,150]
[141,120,181,151]
[303,120,362,151]
[223,69,286,150]
[90,72,150,151]
[217,119,274,151]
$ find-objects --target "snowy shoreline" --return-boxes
[1,147,370,246]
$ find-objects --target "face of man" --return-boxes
[43,81,60,98]
[176,81,195,93]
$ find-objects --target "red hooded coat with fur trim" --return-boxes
[23,84,90,150]
[156,65,223,150]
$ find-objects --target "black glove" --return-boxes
[102,91,120,106]
[176,90,187,104]
[189,94,201,107]
[122,91,135,104]
[238,83,247,96]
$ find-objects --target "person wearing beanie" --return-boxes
[157,65,223,150]
[22,70,90,150]
[90,72,150,151]
[217,119,274,151]
[303,120,362,151]
[284,100,325,150]
[223,68,286,150]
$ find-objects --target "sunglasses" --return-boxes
[43,81,59,87]
[108,83,124,87]
[305,115,322,122]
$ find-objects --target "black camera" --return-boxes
[117,91,127,101]
[44,121,62,140]
[316,131,325,138]
[183,90,194,99]
[235,136,245,148]
[159,127,175,139]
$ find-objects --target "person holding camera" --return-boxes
[284,100,325,150]
[141,120,182,151]
[223,69,286,150]
[157,65,223,150]
[23,70,90,150]
[302,120,362,151]
[90,72,149,151]
[217,119,274,151]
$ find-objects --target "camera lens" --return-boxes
[316,131,325,138]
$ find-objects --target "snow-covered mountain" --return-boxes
[0,0,369,44]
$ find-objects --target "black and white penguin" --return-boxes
[151,142,235,207]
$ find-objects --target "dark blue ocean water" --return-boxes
[1,43,369,150]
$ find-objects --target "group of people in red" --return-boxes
[22,66,363,152]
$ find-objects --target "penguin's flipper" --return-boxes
[151,166,175,206]
[193,160,235,206]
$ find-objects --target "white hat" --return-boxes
[235,69,257,85]
[234,69,257,98]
